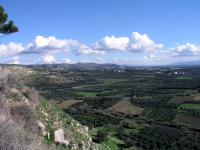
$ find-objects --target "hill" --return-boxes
[0,66,99,150]
[170,60,200,66]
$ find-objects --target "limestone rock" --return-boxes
[54,128,69,146]
[38,121,45,132]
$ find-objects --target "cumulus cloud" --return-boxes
[79,58,91,63]
[92,35,129,52]
[23,35,79,54]
[0,36,80,57]
[128,32,163,52]
[4,56,21,64]
[94,57,105,64]
[102,54,169,65]
[41,54,55,63]
[91,32,163,53]
[60,58,75,64]
[159,43,200,57]
[0,42,24,56]
[76,45,105,55]
[173,43,200,56]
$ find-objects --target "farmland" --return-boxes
[175,114,200,128]
[24,64,200,149]
[109,98,144,115]
[49,100,83,108]
[178,104,200,110]
[170,96,196,103]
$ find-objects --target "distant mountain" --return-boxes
[170,60,200,66]
[58,62,121,69]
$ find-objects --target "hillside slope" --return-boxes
[0,66,98,150]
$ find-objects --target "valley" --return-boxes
[23,64,200,149]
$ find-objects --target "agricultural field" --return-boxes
[178,103,200,110]
[109,98,144,115]
[170,96,196,103]
[127,105,144,115]
[97,78,128,83]
[175,114,200,128]
[76,92,99,97]
[49,100,83,108]
[195,95,200,100]
[24,65,200,149]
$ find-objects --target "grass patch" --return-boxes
[178,103,200,110]
[76,92,98,97]
[175,76,193,79]
[97,79,128,83]
[125,125,144,133]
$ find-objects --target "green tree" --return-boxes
[0,6,18,37]
[96,130,108,143]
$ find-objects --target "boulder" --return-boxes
[38,121,45,132]
[54,128,69,146]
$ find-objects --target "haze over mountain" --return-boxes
[170,60,200,66]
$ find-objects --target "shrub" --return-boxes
[10,102,38,133]
[26,87,39,103]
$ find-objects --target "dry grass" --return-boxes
[170,96,196,104]
[174,114,200,128]
[111,100,131,112]
[49,100,83,108]
[194,95,200,101]
[127,105,144,115]
[109,98,144,115]
[97,78,128,83]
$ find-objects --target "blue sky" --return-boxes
[1,0,200,65]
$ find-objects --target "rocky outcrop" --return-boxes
[54,128,69,146]
[38,121,45,132]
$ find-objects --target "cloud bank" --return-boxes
[1,32,200,65]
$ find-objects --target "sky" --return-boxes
[0,0,200,66]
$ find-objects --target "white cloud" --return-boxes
[103,54,169,65]
[79,58,91,63]
[91,32,163,53]
[160,43,200,57]
[92,35,129,52]
[176,56,197,62]
[0,42,24,56]
[128,32,163,53]
[76,45,105,55]
[174,43,200,56]
[94,57,105,63]
[60,58,75,64]
[4,56,21,64]
[23,35,79,54]
[41,54,55,63]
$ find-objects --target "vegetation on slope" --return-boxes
[0,66,98,150]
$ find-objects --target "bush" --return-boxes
[10,102,38,133]
[0,94,8,115]
[120,119,137,129]
[7,73,23,89]
[8,88,22,101]
[26,87,39,103]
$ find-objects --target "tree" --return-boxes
[96,130,108,143]
[0,6,19,38]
